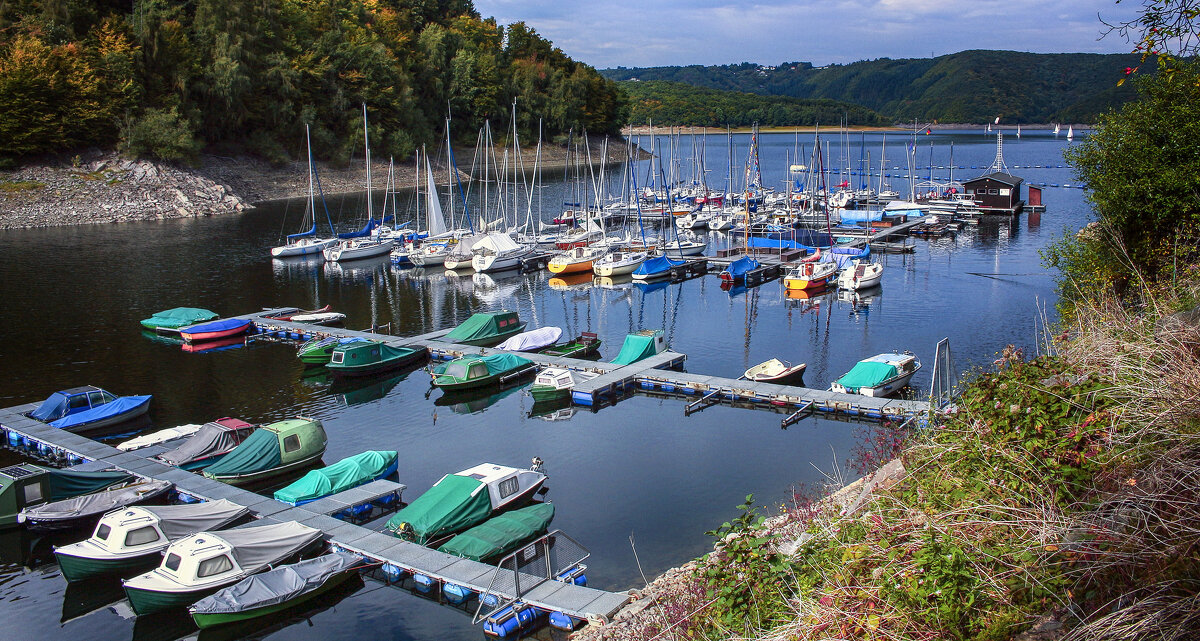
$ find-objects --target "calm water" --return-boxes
[0,129,1090,640]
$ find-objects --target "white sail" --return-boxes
[425,158,448,237]
[1066,125,1074,140]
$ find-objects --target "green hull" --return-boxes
[327,347,426,377]
[191,570,357,629]
[539,339,601,358]
[56,549,157,582]
[205,450,325,486]
[457,323,526,347]
[125,582,221,616]
[529,384,569,402]
[434,371,504,392]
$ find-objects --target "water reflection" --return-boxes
[432,382,528,414]
[62,576,128,624]
[326,362,424,406]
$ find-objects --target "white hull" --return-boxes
[472,248,535,272]
[271,237,338,258]
[323,238,395,262]
[661,241,706,257]
[410,247,449,266]
[594,251,648,277]
[837,262,884,290]
[831,370,916,397]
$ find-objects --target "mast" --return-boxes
[363,103,373,225]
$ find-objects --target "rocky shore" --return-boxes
[0,143,638,230]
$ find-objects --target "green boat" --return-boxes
[0,463,132,529]
[139,307,218,333]
[442,310,526,347]
[203,418,327,486]
[273,450,398,506]
[610,329,667,365]
[327,341,427,377]
[296,336,369,366]
[438,502,555,562]
[189,552,363,629]
[429,353,536,391]
[538,332,602,359]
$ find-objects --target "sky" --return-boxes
[473,0,1144,69]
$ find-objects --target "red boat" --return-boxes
[178,318,253,343]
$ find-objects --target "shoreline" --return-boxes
[624,123,1087,135]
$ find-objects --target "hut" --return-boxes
[962,172,1024,215]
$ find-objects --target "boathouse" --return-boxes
[963,172,1024,215]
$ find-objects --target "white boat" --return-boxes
[471,233,536,272]
[743,358,806,385]
[495,327,563,352]
[1066,125,1074,140]
[323,236,395,262]
[287,311,346,325]
[708,212,735,231]
[118,424,204,451]
[531,367,598,401]
[837,261,883,290]
[442,233,485,270]
[676,210,711,230]
[661,238,707,257]
[122,521,324,615]
[410,241,451,267]
[593,250,649,276]
[783,260,838,290]
[831,352,921,397]
[270,125,338,258]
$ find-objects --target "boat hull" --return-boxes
[327,347,427,378]
[180,324,251,344]
[324,239,395,262]
[831,371,916,397]
[433,365,536,392]
[205,449,326,486]
[55,549,159,582]
[271,238,338,258]
[124,582,226,616]
[191,571,359,629]
[529,385,569,403]
[594,261,641,276]
[547,258,595,274]
[57,398,152,434]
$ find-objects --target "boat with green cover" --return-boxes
[429,353,536,391]
[438,502,555,562]
[442,311,526,347]
[830,352,921,397]
[203,418,327,486]
[0,463,133,529]
[140,307,218,333]
[326,341,427,377]
[296,336,368,365]
[189,552,363,629]
[273,450,398,506]
[610,329,667,365]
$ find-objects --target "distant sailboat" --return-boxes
[1016,124,1021,138]
[1054,123,1061,136]
[1066,125,1074,140]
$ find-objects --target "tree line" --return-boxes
[619,80,885,127]
[0,0,627,164]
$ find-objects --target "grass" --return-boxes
[0,179,45,193]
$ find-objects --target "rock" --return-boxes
[1156,305,1200,343]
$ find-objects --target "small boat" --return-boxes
[783,260,838,290]
[153,417,258,471]
[327,341,428,377]
[385,460,548,545]
[743,358,807,386]
[538,332,602,358]
[287,311,345,326]
[719,255,761,283]
[203,418,328,486]
[831,352,922,397]
[409,241,451,267]
[471,233,536,272]
[28,386,152,433]
[18,478,174,533]
[189,552,364,629]
[0,463,134,529]
[593,250,648,277]
[323,236,395,262]
[121,520,324,615]
[837,261,884,290]
[273,450,398,506]
[271,125,338,258]
[139,308,218,334]
[118,423,204,451]
[178,318,253,343]
[438,502,555,562]
[661,238,707,256]
[530,367,598,402]
[495,326,563,352]
[611,329,667,365]
[430,353,537,391]
[53,500,249,582]
[296,336,369,366]
[547,245,608,274]
[443,310,527,347]
[631,255,684,281]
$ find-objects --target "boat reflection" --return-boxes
[547,272,592,291]
[139,329,184,347]
[472,271,522,304]
[433,383,526,414]
[61,575,128,624]
[529,397,577,421]
[270,254,323,280]
[838,283,882,309]
[326,361,424,406]
[633,279,671,294]
[323,254,391,280]
[593,274,633,289]
[180,335,247,354]
[129,607,198,641]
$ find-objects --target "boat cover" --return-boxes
[822,246,871,269]
[444,312,516,343]
[182,318,252,335]
[329,342,419,368]
[611,334,661,366]
[156,422,247,467]
[495,327,563,352]
[19,479,173,523]
[207,522,323,572]
[435,353,533,379]
[29,391,77,422]
[273,451,397,505]
[138,500,249,539]
[475,232,523,254]
[632,255,683,278]
[190,552,361,615]
[722,256,761,279]
[385,473,490,544]
[201,428,280,478]
[140,308,218,330]
[438,503,555,561]
[835,361,899,393]
[119,424,203,451]
[49,395,151,430]
[839,209,884,223]
[45,467,134,501]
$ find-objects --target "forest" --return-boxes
[605,50,1144,124]
[0,0,627,164]
[619,81,885,128]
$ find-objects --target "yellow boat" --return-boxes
[783,261,837,290]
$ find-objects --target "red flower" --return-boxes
[1124,67,1133,74]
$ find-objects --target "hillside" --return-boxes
[620,81,886,127]
[604,50,1143,123]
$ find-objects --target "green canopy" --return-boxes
[835,361,899,393]
[202,428,280,478]
[611,333,660,365]
[438,502,555,561]
[443,312,518,344]
[45,467,134,501]
[385,473,491,544]
[140,307,218,330]
[273,450,397,505]
[432,353,533,379]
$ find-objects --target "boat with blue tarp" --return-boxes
[179,318,253,343]
[27,386,151,433]
[273,450,398,506]
[719,255,761,283]
[631,255,684,281]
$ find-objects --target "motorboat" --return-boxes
[0,463,133,529]
[831,352,921,397]
[495,327,563,352]
[429,353,537,391]
[273,450,398,506]
[611,329,667,365]
[27,385,152,433]
[326,341,427,377]
[140,308,217,334]
[783,261,838,290]
[438,502,554,562]
[19,479,174,533]
[743,358,806,386]
[530,367,598,402]
[153,417,258,471]
[443,310,526,347]
[203,418,328,486]
[118,423,204,451]
[837,261,884,290]
[179,318,252,343]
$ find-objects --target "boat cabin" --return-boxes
[962,172,1024,214]
[87,507,170,556]
[157,533,249,588]
[454,462,547,512]
[534,368,577,392]
[0,463,131,528]
[28,386,117,423]
[330,341,383,366]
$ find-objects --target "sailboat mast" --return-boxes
[306,124,315,225]
[363,103,373,224]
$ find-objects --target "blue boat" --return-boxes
[28,386,151,433]
[631,255,684,281]
[178,318,253,343]
[719,255,760,283]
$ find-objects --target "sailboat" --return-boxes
[270,125,338,258]
[324,105,395,262]
[1066,125,1074,140]
[410,147,455,267]
[719,124,762,283]
[1053,123,1061,136]
[1016,124,1021,138]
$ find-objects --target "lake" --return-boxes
[0,128,1090,640]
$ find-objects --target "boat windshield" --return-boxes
[444,362,470,379]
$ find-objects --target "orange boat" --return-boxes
[547,245,608,274]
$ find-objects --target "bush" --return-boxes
[122,107,201,162]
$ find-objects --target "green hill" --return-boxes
[604,50,1143,124]
[620,81,885,127]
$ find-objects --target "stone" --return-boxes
[1156,304,1200,343]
